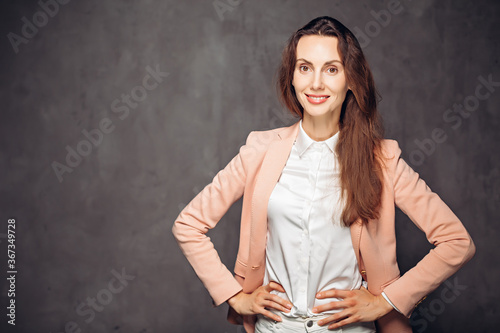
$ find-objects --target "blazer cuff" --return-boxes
[381,291,403,315]
[210,278,243,307]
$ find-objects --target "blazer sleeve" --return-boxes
[381,140,476,318]
[171,131,256,307]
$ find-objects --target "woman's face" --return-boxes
[292,35,349,121]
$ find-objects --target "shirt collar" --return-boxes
[295,118,339,157]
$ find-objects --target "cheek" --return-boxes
[292,73,307,92]
[326,78,348,95]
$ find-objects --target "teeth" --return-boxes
[308,95,328,100]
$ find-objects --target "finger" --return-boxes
[261,298,291,313]
[317,309,350,326]
[268,281,286,293]
[267,294,293,311]
[260,284,293,310]
[327,314,359,330]
[259,293,292,312]
[263,283,274,293]
[312,300,350,313]
[260,308,282,322]
[315,314,337,327]
[316,289,354,299]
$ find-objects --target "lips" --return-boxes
[305,93,330,104]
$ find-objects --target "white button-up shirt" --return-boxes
[263,119,399,320]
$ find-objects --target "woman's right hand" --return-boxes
[227,281,293,322]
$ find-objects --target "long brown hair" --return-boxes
[276,16,386,226]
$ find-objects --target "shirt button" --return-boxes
[307,320,313,327]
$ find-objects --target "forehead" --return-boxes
[296,35,341,63]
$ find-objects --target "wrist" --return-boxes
[377,294,394,316]
[227,290,243,308]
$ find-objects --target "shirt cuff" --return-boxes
[381,291,403,315]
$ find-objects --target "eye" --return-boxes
[327,67,338,74]
[299,65,310,72]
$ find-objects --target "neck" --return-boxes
[302,112,340,141]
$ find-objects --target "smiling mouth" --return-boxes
[305,93,330,103]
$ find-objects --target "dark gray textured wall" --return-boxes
[0,0,498,332]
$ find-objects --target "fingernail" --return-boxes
[316,292,321,298]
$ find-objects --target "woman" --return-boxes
[172,16,475,333]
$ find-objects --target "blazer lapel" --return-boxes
[244,120,299,291]
[350,218,363,275]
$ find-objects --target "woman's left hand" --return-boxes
[312,285,394,329]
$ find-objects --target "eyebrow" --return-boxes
[296,58,343,66]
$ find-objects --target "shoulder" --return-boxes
[379,138,402,162]
[244,123,294,150]
[236,125,290,173]
[377,139,405,182]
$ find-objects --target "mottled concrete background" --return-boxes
[0,0,498,332]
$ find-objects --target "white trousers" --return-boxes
[254,313,376,333]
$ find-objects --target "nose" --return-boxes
[311,71,324,90]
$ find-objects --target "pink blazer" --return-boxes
[172,120,475,333]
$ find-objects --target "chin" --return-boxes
[302,106,336,117]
